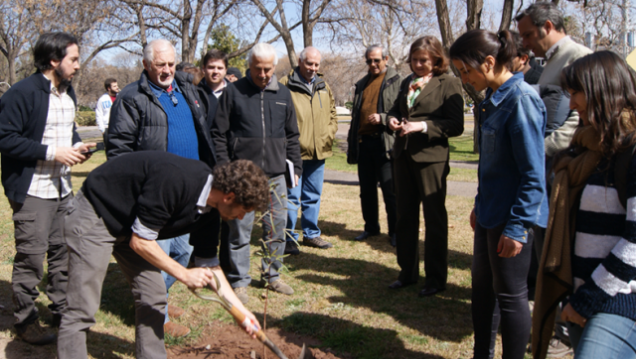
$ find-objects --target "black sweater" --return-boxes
[0,72,82,203]
[212,74,302,177]
[82,151,219,257]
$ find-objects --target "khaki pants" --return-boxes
[58,190,167,359]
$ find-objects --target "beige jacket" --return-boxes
[280,68,338,160]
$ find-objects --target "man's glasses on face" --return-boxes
[366,58,382,65]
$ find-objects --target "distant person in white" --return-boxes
[95,78,119,135]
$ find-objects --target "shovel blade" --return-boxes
[298,344,313,359]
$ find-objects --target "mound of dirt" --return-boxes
[167,320,347,359]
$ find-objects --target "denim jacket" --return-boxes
[475,72,549,242]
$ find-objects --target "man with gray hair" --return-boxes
[280,46,338,255]
[212,43,302,302]
[107,38,218,338]
[347,44,401,245]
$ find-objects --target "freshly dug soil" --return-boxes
[167,320,347,359]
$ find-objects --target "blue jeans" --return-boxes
[286,160,325,241]
[224,175,287,288]
[156,234,192,324]
[567,313,636,359]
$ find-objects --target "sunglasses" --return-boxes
[366,58,383,65]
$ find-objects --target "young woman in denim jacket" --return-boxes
[450,30,549,359]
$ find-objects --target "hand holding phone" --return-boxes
[82,142,105,154]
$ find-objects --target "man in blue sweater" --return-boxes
[0,32,95,345]
[107,39,217,337]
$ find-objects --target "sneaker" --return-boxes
[167,304,185,320]
[267,279,294,295]
[16,321,56,345]
[234,286,249,304]
[284,241,300,255]
[164,321,190,338]
[303,236,333,249]
[546,337,573,358]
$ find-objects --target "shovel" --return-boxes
[191,272,311,359]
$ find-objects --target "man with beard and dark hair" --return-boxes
[0,32,96,345]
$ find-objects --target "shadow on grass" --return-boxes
[285,252,473,344]
[0,279,135,359]
[316,220,473,271]
[277,312,446,359]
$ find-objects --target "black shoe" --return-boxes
[389,233,396,247]
[388,280,415,289]
[284,241,300,255]
[16,322,56,345]
[354,231,379,241]
[418,286,445,297]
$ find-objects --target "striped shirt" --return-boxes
[571,156,636,320]
[26,74,78,199]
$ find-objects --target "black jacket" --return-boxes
[107,71,216,167]
[0,73,82,203]
[212,73,302,178]
[82,151,219,258]
[196,79,229,132]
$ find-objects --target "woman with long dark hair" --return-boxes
[385,36,464,296]
[449,29,549,359]
[533,51,636,359]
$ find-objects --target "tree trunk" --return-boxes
[434,0,454,48]
[8,56,16,85]
[466,0,483,31]
[499,0,514,32]
[302,0,312,47]
[182,0,193,62]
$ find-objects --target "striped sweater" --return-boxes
[571,156,636,320]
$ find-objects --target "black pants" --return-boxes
[472,223,532,359]
[357,136,396,236]
[393,155,449,289]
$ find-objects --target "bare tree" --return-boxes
[0,2,35,85]
[499,0,515,32]
[250,0,302,66]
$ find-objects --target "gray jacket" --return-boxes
[106,71,216,167]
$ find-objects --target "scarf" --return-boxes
[532,126,602,359]
[407,73,433,109]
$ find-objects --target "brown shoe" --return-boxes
[16,321,56,345]
[267,279,294,295]
[164,321,190,338]
[167,304,185,320]
[303,236,333,249]
[234,287,249,305]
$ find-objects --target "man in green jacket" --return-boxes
[280,47,338,255]
[347,45,402,244]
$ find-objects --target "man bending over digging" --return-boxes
[57,151,269,359]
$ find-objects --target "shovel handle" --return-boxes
[228,305,289,359]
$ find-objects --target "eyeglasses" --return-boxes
[366,58,382,65]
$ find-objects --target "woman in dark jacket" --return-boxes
[386,36,464,297]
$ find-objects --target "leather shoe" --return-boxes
[418,286,445,297]
[388,280,415,289]
[167,304,185,320]
[354,231,379,241]
[389,233,396,247]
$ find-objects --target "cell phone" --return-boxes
[82,142,105,154]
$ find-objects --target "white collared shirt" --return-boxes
[212,80,227,99]
[545,36,570,61]
[27,74,79,199]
